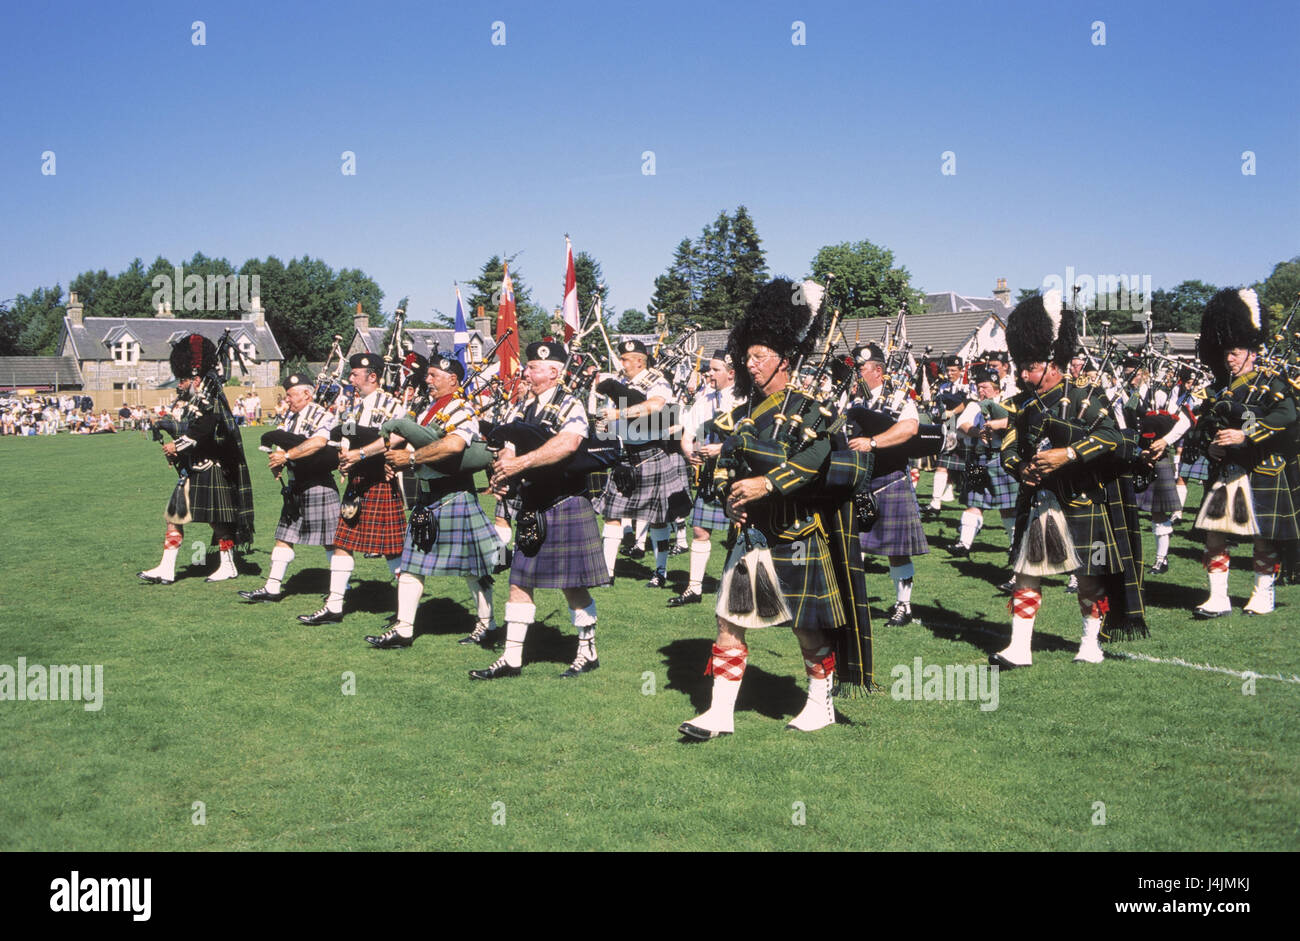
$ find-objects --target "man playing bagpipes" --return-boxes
[679,279,876,740]
[845,343,931,627]
[669,349,745,608]
[1124,359,1194,577]
[138,334,255,585]
[359,355,504,649]
[1190,288,1300,618]
[238,371,340,604]
[592,339,693,589]
[992,290,1146,668]
[469,340,612,680]
[298,352,406,626]
[950,365,1019,592]
[921,354,969,519]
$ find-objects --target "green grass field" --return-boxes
[1,429,1296,851]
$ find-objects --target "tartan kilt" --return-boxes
[183,463,239,524]
[593,446,690,524]
[399,490,503,578]
[274,482,340,546]
[1136,453,1179,515]
[690,494,730,532]
[510,495,611,590]
[1064,493,1125,577]
[493,496,519,521]
[859,469,930,557]
[1247,458,1300,543]
[937,440,969,472]
[587,467,611,505]
[967,457,1018,510]
[334,479,407,555]
[716,530,844,631]
[1179,453,1209,482]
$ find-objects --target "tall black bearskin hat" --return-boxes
[170,333,218,379]
[726,277,820,399]
[1198,287,1264,387]
[1005,289,1077,371]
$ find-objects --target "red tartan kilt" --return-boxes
[334,479,407,555]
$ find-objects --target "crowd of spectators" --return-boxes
[0,390,268,437]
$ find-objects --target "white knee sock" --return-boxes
[266,546,295,593]
[930,469,949,508]
[464,575,495,628]
[602,521,623,577]
[502,601,535,668]
[890,562,915,604]
[688,539,711,594]
[650,524,671,574]
[327,555,354,612]
[571,602,598,660]
[1153,520,1173,562]
[395,571,422,636]
[959,508,983,548]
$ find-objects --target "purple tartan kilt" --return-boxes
[1136,454,1179,514]
[859,469,930,557]
[937,441,969,472]
[274,482,340,546]
[1179,453,1209,482]
[334,479,407,555]
[967,457,1018,510]
[690,494,730,532]
[510,495,612,590]
[399,490,503,578]
[593,446,690,524]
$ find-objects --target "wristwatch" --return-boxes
[868,437,877,451]
[763,477,774,494]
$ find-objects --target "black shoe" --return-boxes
[1193,605,1231,620]
[667,589,702,607]
[948,543,970,559]
[627,547,646,561]
[679,722,730,741]
[989,652,1029,670]
[620,532,635,552]
[996,579,1016,594]
[238,587,284,603]
[920,506,941,521]
[458,623,501,646]
[137,571,174,585]
[646,571,669,588]
[469,659,522,680]
[669,544,689,556]
[366,627,414,649]
[560,654,600,678]
[886,602,913,626]
[1149,559,1169,575]
[1064,576,1078,595]
[298,606,343,626]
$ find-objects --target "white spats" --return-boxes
[1244,571,1276,615]
[396,571,423,626]
[998,616,1035,667]
[142,547,179,582]
[266,546,295,593]
[688,540,711,594]
[207,549,238,582]
[1074,617,1105,663]
[502,601,535,668]
[682,645,747,737]
[787,676,835,732]
[602,521,623,577]
[327,554,354,613]
[1200,569,1232,615]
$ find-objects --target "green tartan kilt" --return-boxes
[182,463,239,524]
[1247,458,1300,543]
[1064,491,1128,577]
[719,529,845,632]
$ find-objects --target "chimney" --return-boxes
[156,297,174,319]
[474,305,492,340]
[241,294,265,327]
[67,291,84,327]
[993,277,1010,309]
[354,301,369,334]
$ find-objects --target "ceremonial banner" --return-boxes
[562,236,580,343]
[453,284,469,372]
[497,262,521,397]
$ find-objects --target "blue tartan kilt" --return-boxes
[510,495,612,590]
[400,490,503,578]
[184,462,239,524]
[593,446,690,524]
[274,482,340,546]
[493,496,519,521]
[966,457,1018,510]
[1136,453,1179,515]
[859,469,930,557]
[1178,453,1209,482]
[937,441,969,472]
[690,494,730,532]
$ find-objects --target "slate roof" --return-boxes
[925,291,1013,318]
[0,356,82,387]
[63,316,284,362]
[356,327,488,360]
[1087,332,1199,357]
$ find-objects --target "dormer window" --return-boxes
[112,338,140,364]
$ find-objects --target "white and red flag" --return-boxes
[562,236,580,343]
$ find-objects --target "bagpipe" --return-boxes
[313,334,350,408]
[960,397,1011,495]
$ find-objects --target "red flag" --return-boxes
[562,236,580,343]
[496,262,521,397]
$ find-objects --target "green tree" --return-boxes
[0,299,19,356]
[1149,280,1218,333]
[1256,256,1300,320]
[10,286,66,355]
[465,254,550,346]
[807,240,925,321]
[648,238,699,330]
[616,307,653,334]
[573,251,612,322]
[723,205,768,326]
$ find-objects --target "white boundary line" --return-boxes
[916,618,1300,685]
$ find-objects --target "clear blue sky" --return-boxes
[2,0,1296,323]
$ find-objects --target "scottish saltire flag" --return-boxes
[562,236,580,343]
[453,284,469,373]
